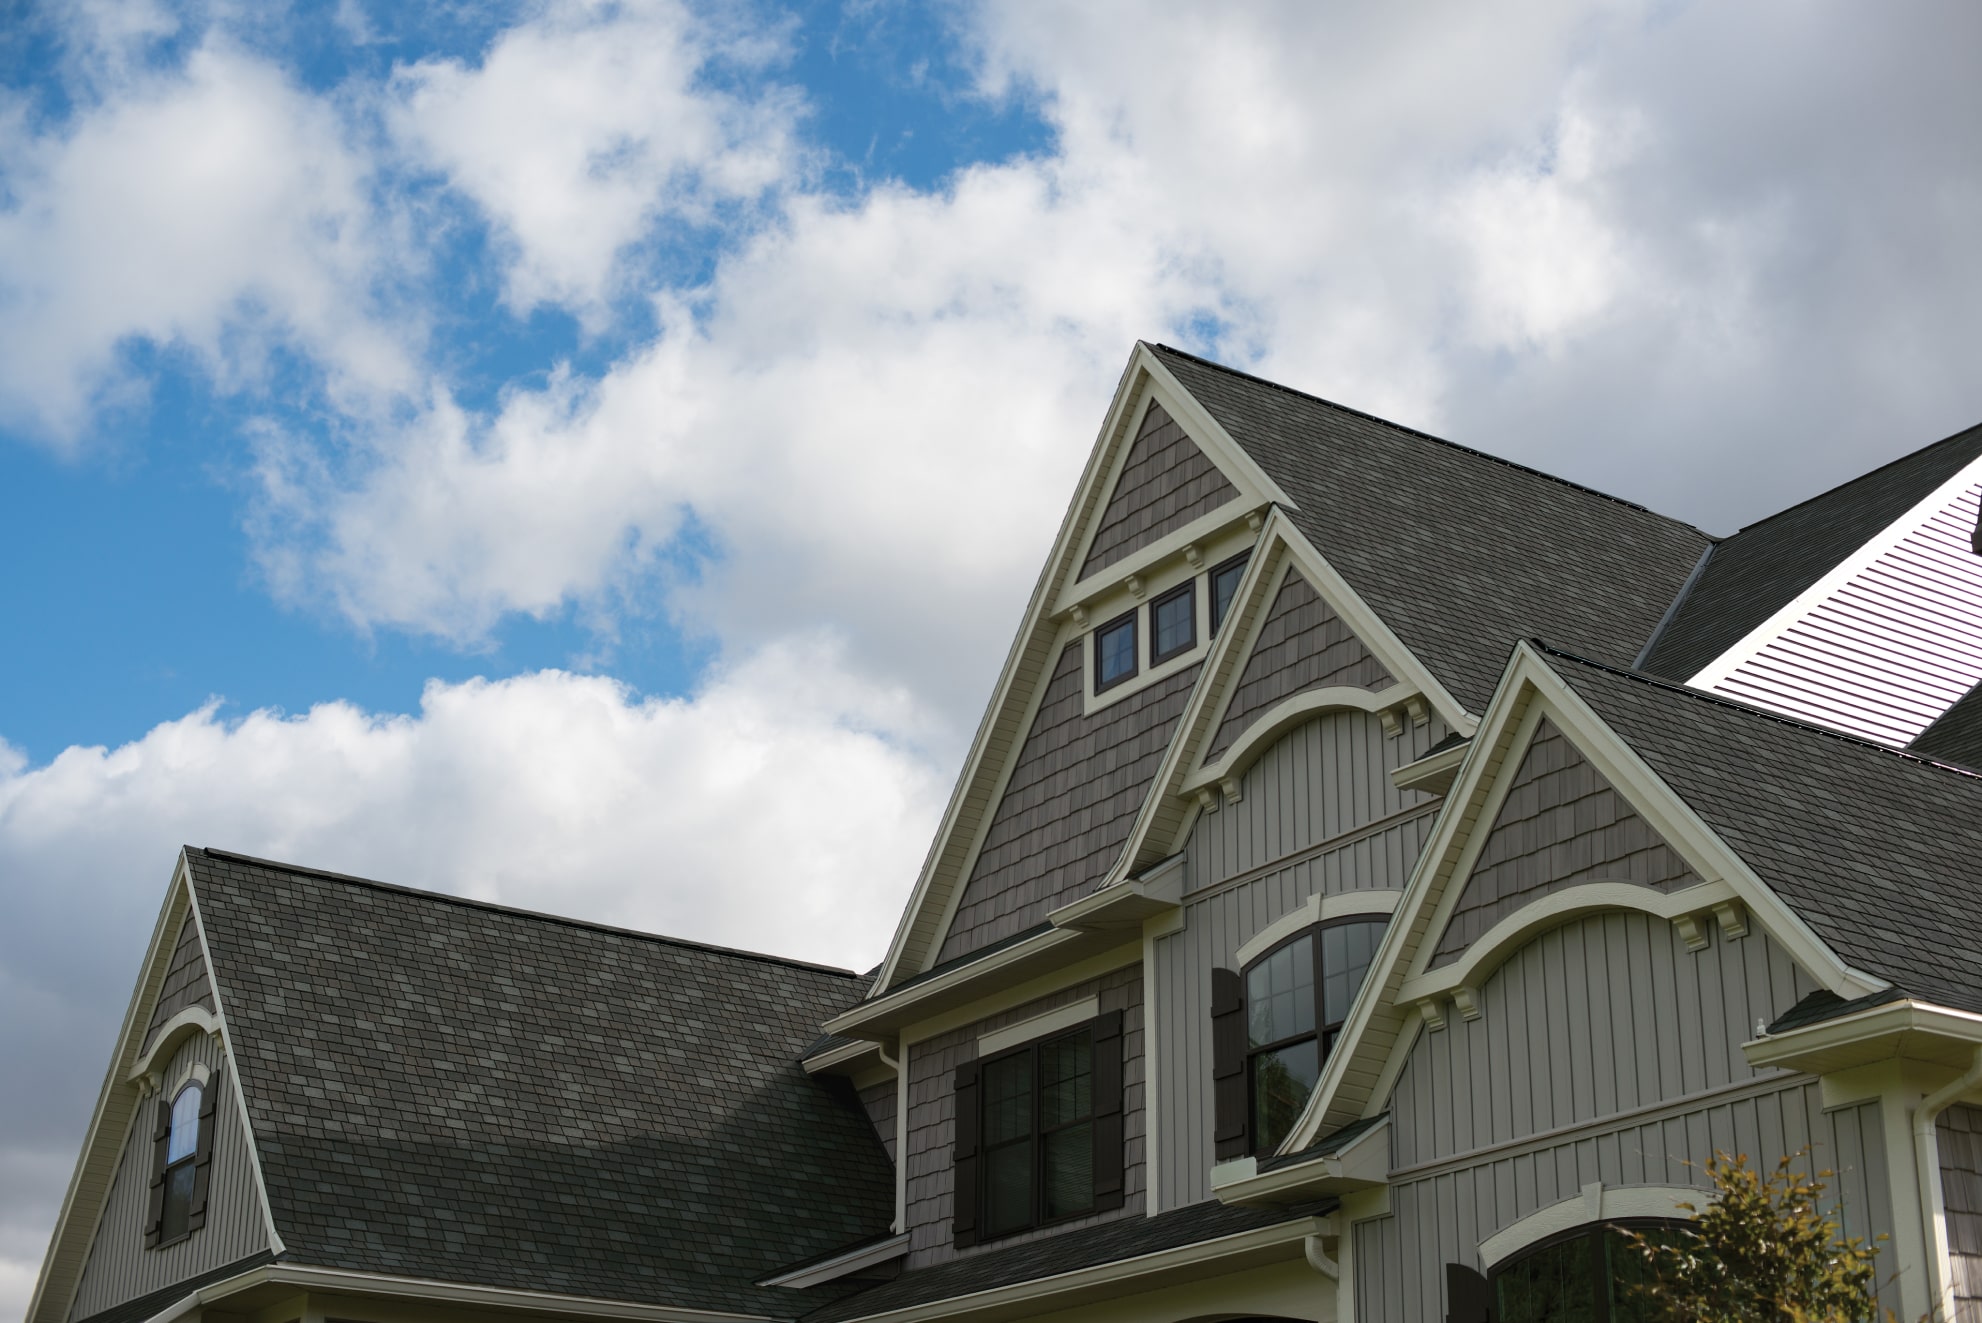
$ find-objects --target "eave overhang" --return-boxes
[1390,738,1469,796]
[1744,998,1982,1077]
[1210,1117,1390,1206]
[759,1232,912,1290]
[825,926,1133,1040]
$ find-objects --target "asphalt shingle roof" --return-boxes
[1152,345,1713,712]
[1909,676,1982,772]
[799,1198,1334,1322]
[186,848,895,1317]
[73,1254,275,1323]
[1638,421,1982,681]
[1538,649,1982,1014]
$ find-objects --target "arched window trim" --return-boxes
[1478,1183,1700,1270]
[1240,914,1387,1155]
[1483,1216,1691,1323]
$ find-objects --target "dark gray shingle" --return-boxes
[1910,677,1982,772]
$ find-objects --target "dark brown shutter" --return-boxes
[1211,967,1249,1159]
[1090,1009,1125,1211]
[951,1060,980,1248]
[1446,1263,1494,1323]
[143,1098,172,1248]
[187,1069,222,1232]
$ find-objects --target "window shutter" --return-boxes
[951,1060,981,1248]
[1090,1009,1125,1211]
[187,1069,222,1232]
[1211,967,1249,1159]
[1445,1263,1494,1323]
[143,1098,172,1248]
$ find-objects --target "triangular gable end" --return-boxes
[1279,641,1887,1153]
[28,852,281,1323]
[870,344,1292,993]
[1115,511,1474,878]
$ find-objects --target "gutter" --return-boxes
[1915,1047,1982,1320]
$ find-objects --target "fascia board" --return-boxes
[28,856,197,1323]
[1133,344,1296,514]
[1744,999,1982,1074]
[1687,450,1982,691]
[1211,1119,1392,1206]
[147,1263,771,1323]
[819,1215,1332,1323]
[758,1233,912,1290]
[802,1038,886,1078]
[826,927,1103,1039]
[1390,739,1469,795]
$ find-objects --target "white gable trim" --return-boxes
[1278,643,1884,1154]
[1234,891,1403,970]
[1478,1184,1700,1269]
[1686,450,1982,746]
[128,1006,223,1084]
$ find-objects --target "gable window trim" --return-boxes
[1093,609,1140,693]
[1208,549,1251,636]
[146,1067,220,1251]
[1148,581,1196,666]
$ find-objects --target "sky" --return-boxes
[3,0,1980,1314]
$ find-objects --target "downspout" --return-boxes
[878,1041,907,1234]
[1914,1046,1982,1320]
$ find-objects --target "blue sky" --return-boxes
[4,0,1981,1311]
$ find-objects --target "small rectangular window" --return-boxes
[1094,611,1138,692]
[976,1028,1096,1237]
[1209,552,1250,635]
[1149,582,1195,664]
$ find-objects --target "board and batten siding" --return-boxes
[1078,402,1240,580]
[142,917,217,1056]
[1940,1102,1982,1319]
[68,1033,268,1322]
[1156,711,1446,1210]
[1394,911,1821,1169]
[937,644,1199,963]
[1354,1084,1891,1322]
[1700,475,1982,748]
[901,966,1143,1269]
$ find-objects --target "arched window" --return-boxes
[160,1083,202,1242]
[1242,917,1385,1153]
[1488,1220,1682,1322]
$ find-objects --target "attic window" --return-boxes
[1209,552,1249,635]
[146,1069,220,1249]
[1094,610,1138,692]
[1149,582,1195,664]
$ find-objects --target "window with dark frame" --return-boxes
[979,1026,1095,1238]
[159,1083,201,1243]
[1484,1220,1681,1322]
[1242,917,1385,1154]
[1149,581,1195,665]
[1209,551,1250,635]
[1093,610,1138,692]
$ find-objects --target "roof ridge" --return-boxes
[1717,418,1982,539]
[1528,641,1982,783]
[191,846,862,978]
[1149,343,1709,533]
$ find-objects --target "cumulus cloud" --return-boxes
[0,638,946,1307]
[0,39,411,440]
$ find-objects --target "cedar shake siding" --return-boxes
[902,966,1144,1269]
[860,1081,898,1165]
[141,917,215,1056]
[936,644,1199,963]
[1942,1103,1982,1316]
[1078,402,1239,580]
[68,1033,268,1322]
[1206,570,1394,760]
[1429,717,1699,966]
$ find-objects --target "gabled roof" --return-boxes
[1151,346,1713,712]
[1537,649,1982,1014]
[184,848,895,1317]
[1639,420,1982,681]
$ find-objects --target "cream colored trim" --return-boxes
[141,1262,771,1323]
[1390,739,1469,795]
[977,997,1100,1056]
[1234,891,1402,969]
[1141,911,1169,1216]
[822,1214,1333,1323]
[831,928,1140,1040]
[899,941,1143,1046]
[1477,1184,1700,1269]
[1398,880,1740,1022]
[1742,997,1982,1074]
[129,1006,223,1085]
[802,1037,885,1077]
[1687,450,1982,691]
[759,1232,912,1289]
[1211,1116,1391,1205]
[1184,687,1412,795]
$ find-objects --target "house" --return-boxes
[26,342,1982,1323]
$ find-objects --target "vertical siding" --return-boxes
[1940,1103,1982,1319]
[1708,478,1982,747]
[1431,718,1699,964]
[901,967,1143,1270]
[141,918,216,1055]
[1356,1088,1892,1322]
[939,645,1199,962]
[1079,402,1240,579]
[1157,711,1446,1211]
[1396,912,1820,1168]
[860,1081,898,1166]
[1208,572,1396,759]
[69,1034,269,1321]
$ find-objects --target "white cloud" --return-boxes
[0,40,412,441]
[390,0,803,316]
[0,637,946,1321]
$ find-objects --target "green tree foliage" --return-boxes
[1623,1149,1889,1322]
